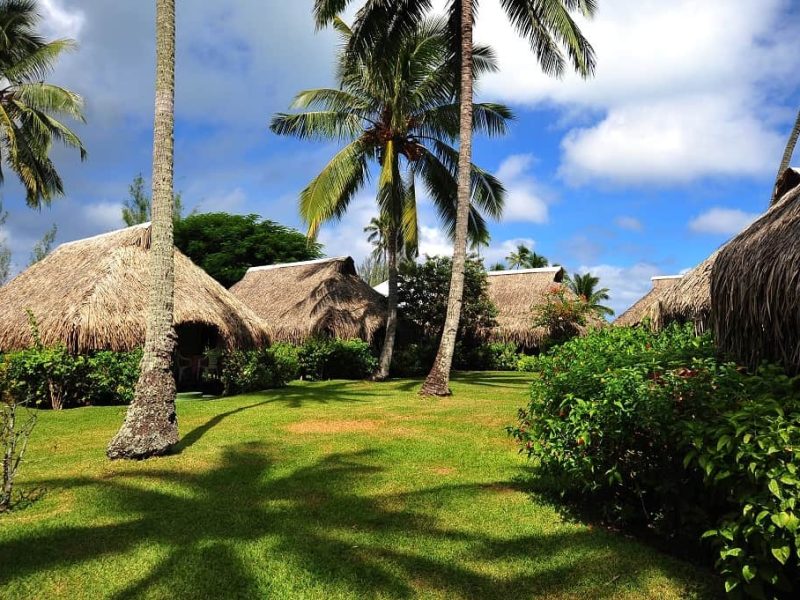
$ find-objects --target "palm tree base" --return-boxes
[106,367,178,460]
[419,364,451,397]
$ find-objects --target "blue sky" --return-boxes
[2,0,799,315]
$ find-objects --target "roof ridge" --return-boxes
[245,256,350,273]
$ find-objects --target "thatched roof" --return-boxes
[0,223,269,352]
[230,256,386,343]
[484,267,571,347]
[614,275,682,327]
[712,168,800,372]
[655,251,722,333]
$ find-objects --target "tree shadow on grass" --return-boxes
[254,380,384,409]
[0,444,712,599]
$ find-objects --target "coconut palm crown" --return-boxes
[270,17,511,380]
[0,0,86,208]
[567,271,614,317]
[270,17,510,248]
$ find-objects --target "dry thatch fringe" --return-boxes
[0,223,269,352]
[614,276,683,328]
[654,251,723,334]
[230,256,387,344]
[712,171,800,373]
[481,267,604,348]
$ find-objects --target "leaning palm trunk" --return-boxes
[375,232,399,380]
[107,0,178,459]
[420,0,474,396]
[773,108,800,204]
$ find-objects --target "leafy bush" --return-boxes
[516,355,539,372]
[297,338,377,381]
[510,324,800,598]
[84,350,142,405]
[531,283,591,347]
[454,341,520,371]
[269,343,301,384]
[219,347,294,395]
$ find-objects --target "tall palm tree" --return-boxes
[272,17,510,381]
[0,0,86,207]
[774,107,800,203]
[506,243,549,269]
[567,271,613,317]
[107,0,178,459]
[314,0,596,395]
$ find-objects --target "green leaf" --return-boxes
[771,544,790,565]
[742,564,757,582]
[769,479,782,498]
[724,578,739,593]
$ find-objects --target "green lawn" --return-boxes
[0,373,715,599]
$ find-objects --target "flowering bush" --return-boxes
[531,284,590,346]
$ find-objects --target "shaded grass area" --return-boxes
[0,373,715,599]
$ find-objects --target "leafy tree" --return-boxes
[272,16,509,380]
[398,254,497,344]
[122,173,185,226]
[567,271,614,317]
[28,223,56,265]
[173,213,323,288]
[313,0,597,395]
[0,0,86,207]
[489,262,505,271]
[506,244,549,269]
[108,0,177,460]
[356,254,388,287]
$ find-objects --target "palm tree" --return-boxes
[107,0,178,459]
[774,107,800,203]
[506,244,531,269]
[272,17,510,381]
[567,271,613,317]
[0,0,86,207]
[313,0,597,395]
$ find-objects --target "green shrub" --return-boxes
[0,347,141,408]
[84,350,142,405]
[219,347,292,395]
[453,341,520,371]
[297,338,377,381]
[510,324,800,598]
[516,355,539,372]
[269,343,301,384]
[391,341,436,377]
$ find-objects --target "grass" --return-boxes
[0,372,716,599]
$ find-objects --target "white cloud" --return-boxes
[478,237,537,266]
[576,262,664,317]
[39,0,86,39]
[316,195,376,261]
[471,0,798,183]
[495,155,549,223]
[83,202,123,230]
[560,97,783,183]
[688,207,759,236]
[614,216,643,232]
[418,225,454,258]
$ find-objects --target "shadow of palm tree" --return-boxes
[0,444,712,598]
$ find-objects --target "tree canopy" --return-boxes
[173,212,323,288]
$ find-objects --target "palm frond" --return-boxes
[299,139,370,238]
[270,111,362,141]
[4,38,75,82]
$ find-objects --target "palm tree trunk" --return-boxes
[107,0,178,459]
[773,108,800,205]
[375,231,398,380]
[420,0,474,396]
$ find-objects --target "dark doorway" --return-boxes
[174,323,222,392]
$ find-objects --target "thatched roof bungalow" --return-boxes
[230,256,386,344]
[614,275,682,327]
[485,266,594,349]
[654,251,721,334]
[0,223,269,353]
[712,168,800,372]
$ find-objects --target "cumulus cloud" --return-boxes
[614,216,643,232]
[576,262,664,317]
[688,207,759,236]
[471,0,798,183]
[495,155,550,223]
[83,202,123,230]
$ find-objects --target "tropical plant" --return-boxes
[27,223,56,265]
[107,0,178,459]
[271,16,510,380]
[0,0,86,207]
[506,244,548,269]
[489,262,505,271]
[776,107,800,190]
[356,253,389,287]
[314,0,597,395]
[122,173,185,226]
[0,200,10,284]
[174,213,322,287]
[567,271,613,317]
